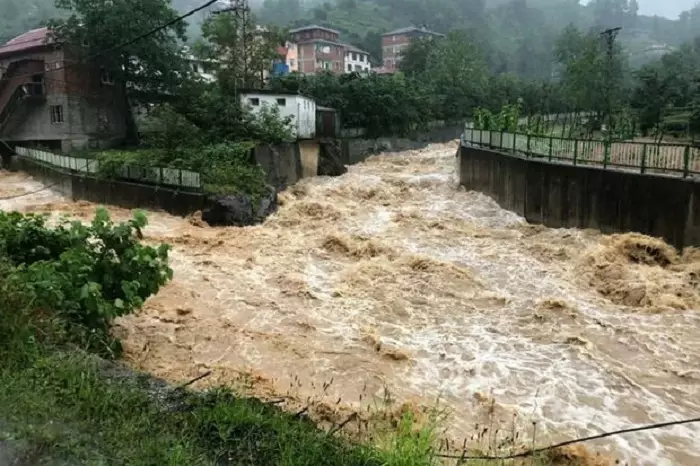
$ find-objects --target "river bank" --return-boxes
[1,141,698,464]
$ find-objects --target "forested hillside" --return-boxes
[256,0,693,77]
[0,0,697,78]
[0,0,59,42]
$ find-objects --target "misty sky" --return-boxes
[583,0,696,19]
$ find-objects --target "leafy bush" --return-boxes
[242,102,295,144]
[0,208,172,356]
[192,143,268,198]
[141,103,204,151]
[95,143,268,199]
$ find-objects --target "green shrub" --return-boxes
[95,143,268,198]
[0,209,172,357]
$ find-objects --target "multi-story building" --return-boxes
[0,27,127,153]
[344,45,371,73]
[381,26,444,73]
[289,25,346,75]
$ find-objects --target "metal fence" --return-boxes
[15,146,202,189]
[462,128,700,178]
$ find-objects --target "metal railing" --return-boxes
[15,146,202,190]
[462,128,700,178]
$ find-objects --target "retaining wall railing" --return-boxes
[462,128,700,178]
[15,146,202,190]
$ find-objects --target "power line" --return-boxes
[1,0,221,202]
[2,0,221,84]
[434,416,700,461]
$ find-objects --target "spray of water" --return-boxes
[2,143,698,465]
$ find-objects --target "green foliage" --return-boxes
[184,142,268,197]
[95,142,268,198]
[0,208,172,357]
[473,101,522,132]
[270,72,435,137]
[47,0,190,105]
[143,104,204,151]
[195,11,287,91]
[242,102,295,144]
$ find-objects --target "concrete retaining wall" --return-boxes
[252,140,321,189]
[13,157,205,216]
[458,144,700,249]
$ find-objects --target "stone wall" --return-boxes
[458,144,700,249]
[13,157,205,216]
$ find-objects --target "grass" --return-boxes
[0,349,386,466]
[0,228,579,466]
[0,347,572,466]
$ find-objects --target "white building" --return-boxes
[240,91,316,140]
[344,45,371,73]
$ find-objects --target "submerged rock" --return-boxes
[202,185,277,227]
[317,141,347,177]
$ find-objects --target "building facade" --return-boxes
[344,45,371,73]
[289,25,346,75]
[0,28,127,153]
[239,90,316,139]
[381,26,444,73]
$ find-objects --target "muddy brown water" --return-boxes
[1,142,699,465]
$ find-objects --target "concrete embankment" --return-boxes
[458,144,700,249]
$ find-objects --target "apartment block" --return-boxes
[381,26,444,73]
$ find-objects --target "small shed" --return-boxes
[239,90,316,140]
[316,106,340,138]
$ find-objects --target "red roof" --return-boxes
[0,28,51,57]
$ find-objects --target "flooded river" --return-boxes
[1,141,699,465]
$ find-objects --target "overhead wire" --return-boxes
[434,416,700,461]
[1,0,221,84]
[0,0,222,201]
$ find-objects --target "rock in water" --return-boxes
[317,141,347,177]
[202,185,277,226]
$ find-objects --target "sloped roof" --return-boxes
[289,25,340,35]
[381,26,444,37]
[344,44,370,55]
[0,28,52,57]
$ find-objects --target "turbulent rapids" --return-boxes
[1,141,699,465]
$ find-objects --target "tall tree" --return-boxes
[49,0,189,143]
[196,11,285,92]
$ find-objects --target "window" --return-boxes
[353,52,358,61]
[289,59,296,67]
[50,105,64,124]
[100,69,114,86]
[355,64,362,71]
[347,63,352,72]
[324,62,330,70]
[276,98,286,106]
[248,98,260,106]
[360,54,365,62]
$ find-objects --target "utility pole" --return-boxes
[213,0,250,93]
[600,26,621,140]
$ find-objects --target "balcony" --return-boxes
[21,81,46,101]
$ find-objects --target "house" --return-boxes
[289,25,345,75]
[239,89,316,139]
[285,41,299,73]
[0,27,127,153]
[271,42,299,77]
[183,50,217,83]
[381,26,444,73]
[344,45,371,74]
